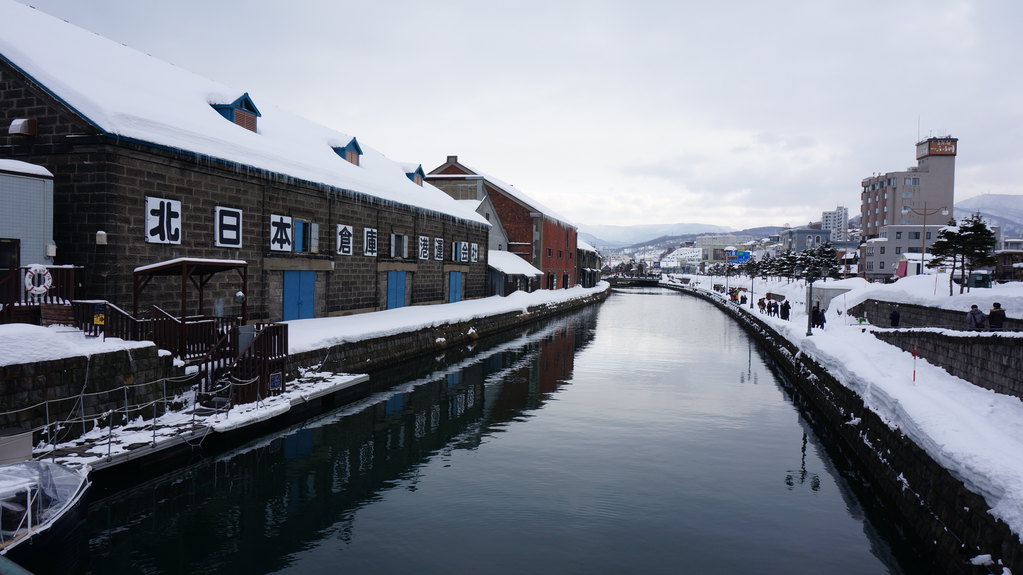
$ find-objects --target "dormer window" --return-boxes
[211,92,261,133]
[404,164,425,186]
[332,138,363,166]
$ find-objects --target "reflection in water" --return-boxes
[785,433,822,492]
[67,309,597,575]
[36,290,930,575]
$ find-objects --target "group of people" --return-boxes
[811,303,826,329]
[967,303,1007,330]
[757,298,791,320]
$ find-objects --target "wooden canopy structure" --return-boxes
[132,257,248,323]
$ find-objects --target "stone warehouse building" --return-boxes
[0,1,489,322]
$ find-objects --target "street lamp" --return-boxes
[901,203,949,275]
[724,245,736,299]
[798,266,818,336]
[750,269,755,310]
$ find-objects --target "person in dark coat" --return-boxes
[811,303,824,329]
[780,300,790,320]
[966,305,987,330]
[988,303,1006,330]
[889,306,900,327]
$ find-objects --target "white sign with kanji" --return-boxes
[145,196,182,244]
[336,224,353,255]
[418,236,430,260]
[269,214,293,251]
[364,228,378,257]
[214,206,242,248]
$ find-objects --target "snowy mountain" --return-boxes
[578,222,732,249]
[955,194,1023,238]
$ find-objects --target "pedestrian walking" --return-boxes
[889,306,900,327]
[758,298,766,314]
[988,303,1006,330]
[966,304,987,330]
[780,300,790,320]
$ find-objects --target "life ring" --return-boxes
[24,264,53,296]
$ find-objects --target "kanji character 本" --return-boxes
[270,214,293,251]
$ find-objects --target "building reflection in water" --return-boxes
[78,308,598,575]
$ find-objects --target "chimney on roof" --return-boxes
[447,155,458,163]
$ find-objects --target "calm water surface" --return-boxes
[42,288,928,574]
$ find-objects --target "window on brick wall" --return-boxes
[294,220,319,254]
[390,233,409,259]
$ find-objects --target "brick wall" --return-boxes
[872,330,1023,399]
[0,344,182,444]
[849,299,1023,331]
[289,289,610,374]
[0,59,489,323]
[540,218,577,288]
[485,183,535,260]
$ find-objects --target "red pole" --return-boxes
[912,345,917,382]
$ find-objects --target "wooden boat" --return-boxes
[0,461,89,556]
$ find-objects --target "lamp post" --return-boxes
[799,266,817,336]
[750,271,755,310]
[900,203,949,275]
[724,245,736,299]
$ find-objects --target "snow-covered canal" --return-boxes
[44,287,926,574]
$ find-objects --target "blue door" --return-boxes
[448,271,463,303]
[386,270,406,309]
[283,270,315,320]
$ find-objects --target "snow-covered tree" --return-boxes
[928,213,996,295]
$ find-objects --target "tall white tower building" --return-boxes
[822,206,849,242]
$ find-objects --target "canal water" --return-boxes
[38,287,928,574]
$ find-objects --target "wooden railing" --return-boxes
[230,323,289,405]
[70,300,287,409]
[72,301,239,360]
[0,266,83,306]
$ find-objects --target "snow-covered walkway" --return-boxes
[670,273,1023,540]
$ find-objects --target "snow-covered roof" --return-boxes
[899,253,933,263]
[487,250,543,276]
[577,239,597,252]
[457,199,484,211]
[0,159,53,178]
[431,161,574,229]
[134,257,248,274]
[0,1,486,226]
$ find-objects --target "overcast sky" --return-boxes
[19,0,1023,230]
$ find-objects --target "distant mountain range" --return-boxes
[579,193,1023,259]
[578,222,732,249]
[954,194,1023,238]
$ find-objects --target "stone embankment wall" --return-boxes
[667,284,1019,575]
[872,331,1023,400]
[0,345,183,443]
[289,290,610,375]
[851,299,1023,331]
